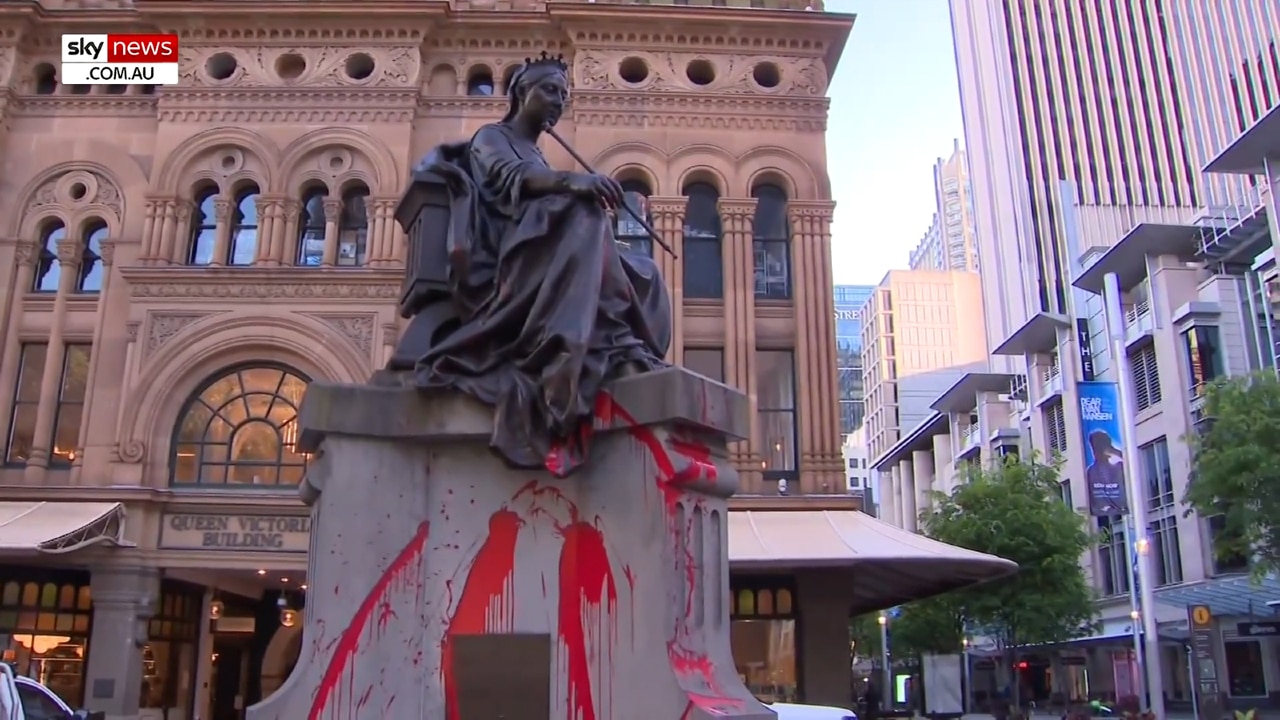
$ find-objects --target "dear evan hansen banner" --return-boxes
[1078,381,1130,516]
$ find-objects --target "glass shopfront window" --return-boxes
[0,569,93,707]
[730,578,798,704]
[1224,639,1266,697]
[140,581,202,715]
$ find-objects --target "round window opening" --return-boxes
[618,57,649,85]
[345,53,376,81]
[752,62,781,89]
[206,53,238,81]
[275,53,307,81]
[68,182,88,201]
[686,59,715,86]
[221,154,238,171]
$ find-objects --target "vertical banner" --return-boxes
[1076,318,1096,381]
[1077,381,1129,515]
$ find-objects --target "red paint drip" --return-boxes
[441,510,523,720]
[593,392,742,712]
[307,522,429,720]
[556,521,618,720]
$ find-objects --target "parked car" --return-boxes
[0,663,98,720]
[769,701,859,720]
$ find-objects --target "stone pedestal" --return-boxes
[248,367,775,720]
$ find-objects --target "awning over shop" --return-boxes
[728,510,1017,614]
[0,502,129,554]
[1155,574,1280,618]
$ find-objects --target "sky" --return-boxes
[823,0,966,285]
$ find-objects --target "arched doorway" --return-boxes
[259,621,303,698]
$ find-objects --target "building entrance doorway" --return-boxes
[210,634,252,720]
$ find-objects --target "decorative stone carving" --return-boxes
[117,439,146,464]
[23,170,126,221]
[322,197,343,223]
[145,313,212,357]
[98,239,117,267]
[13,241,38,268]
[128,281,400,300]
[303,313,376,357]
[572,50,828,97]
[55,238,83,266]
[125,322,140,343]
[178,46,420,88]
[90,172,124,216]
[212,198,232,222]
[380,322,400,346]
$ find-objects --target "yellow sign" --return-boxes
[159,513,311,553]
[1191,605,1212,627]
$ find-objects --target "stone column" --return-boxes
[898,458,917,532]
[278,199,300,266]
[253,195,277,265]
[648,196,686,364]
[363,196,384,266]
[70,240,116,486]
[716,198,760,486]
[0,242,38,425]
[209,196,233,266]
[83,566,160,720]
[320,197,342,267]
[387,198,408,266]
[911,449,934,517]
[790,200,842,490]
[265,195,289,266]
[24,237,82,481]
[154,200,178,265]
[136,199,158,263]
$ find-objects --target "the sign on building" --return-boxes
[159,513,311,553]
[1076,319,1095,381]
[1236,621,1280,637]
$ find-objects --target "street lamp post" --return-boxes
[962,637,972,714]
[1103,272,1167,716]
[878,612,891,713]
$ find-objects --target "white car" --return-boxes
[769,702,858,720]
[0,663,85,720]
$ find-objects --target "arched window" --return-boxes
[466,67,495,96]
[751,183,791,300]
[297,187,327,266]
[615,179,653,257]
[229,186,260,266]
[337,185,369,266]
[77,222,107,293]
[188,188,218,266]
[170,364,311,487]
[682,182,723,299]
[32,222,65,292]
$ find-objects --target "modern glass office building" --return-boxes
[834,284,876,434]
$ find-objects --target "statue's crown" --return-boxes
[523,51,568,72]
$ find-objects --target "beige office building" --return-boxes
[890,0,1280,711]
[859,270,987,464]
[909,139,979,273]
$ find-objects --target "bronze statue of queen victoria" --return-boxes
[389,53,673,476]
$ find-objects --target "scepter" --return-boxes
[543,125,679,259]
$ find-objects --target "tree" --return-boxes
[923,457,1097,711]
[1184,371,1280,577]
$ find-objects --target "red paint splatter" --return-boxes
[441,510,523,720]
[307,522,429,720]
[557,521,618,720]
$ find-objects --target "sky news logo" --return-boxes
[60,33,180,85]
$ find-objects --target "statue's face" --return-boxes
[519,71,569,127]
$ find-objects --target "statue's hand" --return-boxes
[567,172,624,209]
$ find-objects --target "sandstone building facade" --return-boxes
[0,0,868,716]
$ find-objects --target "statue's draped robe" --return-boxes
[415,122,672,475]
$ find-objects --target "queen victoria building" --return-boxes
[0,1,1007,716]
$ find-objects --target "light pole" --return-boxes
[962,637,972,714]
[878,611,891,713]
[1103,272,1167,716]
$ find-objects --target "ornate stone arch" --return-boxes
[592,142,666,195]
[736,146,822,199]
[154,127,279,196]
[10,162,128,240]
[279,128,399,197]
[669,143,735,195]
[118,313,367,477]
